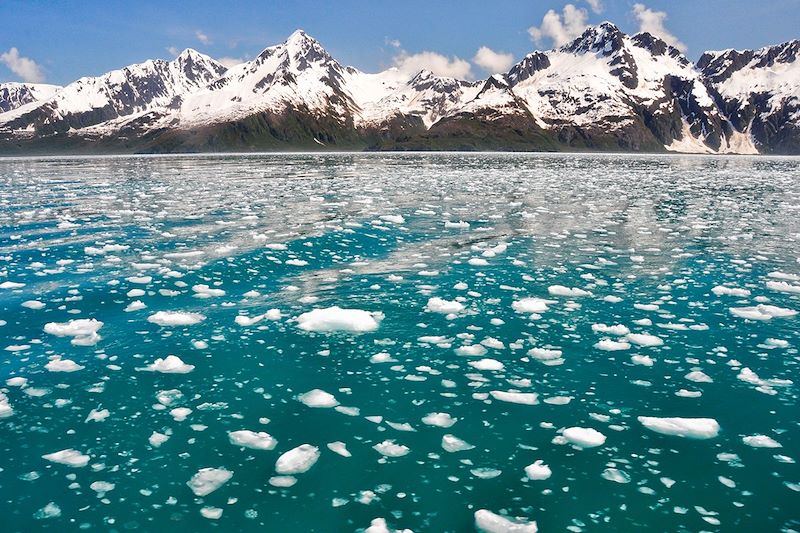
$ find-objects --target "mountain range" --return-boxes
[1,24,798,155]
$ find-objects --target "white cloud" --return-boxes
[392,50,472,79]
[195,30,211,45]
[166,46,180,57]
[217,57,244,68]
[632,3,687,52]
[473,46,514,74]
[0,47,45,83]
[385,37,401,49]
[528,4,589,48]
[585,0,603,14]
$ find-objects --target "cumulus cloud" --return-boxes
[392,50,472,79]
[632,3,687,52]
[473,46,514,74]
[528,4,589,48]
[585,0,603,14]
[0,47,45,83]
[216,57,245,68]
[195,30,211,45]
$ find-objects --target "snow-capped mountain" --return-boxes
[698,40,800,154]
[0,82,62,113]
[1,26,798,154]
[0,49,226,136]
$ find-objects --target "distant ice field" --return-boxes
[0,153,798,532]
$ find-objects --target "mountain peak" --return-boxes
[563,22,626,56]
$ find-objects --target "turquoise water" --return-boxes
[0,153,798,532]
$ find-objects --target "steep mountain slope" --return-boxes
[0,83,61,113]
[0,49,226,136]
[0,26,797,154]
[698,40,800,154]
[499,23,753,153]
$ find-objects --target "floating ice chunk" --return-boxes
[187,467,233,496]
[604,295,623,303]
[686,371,713,383]
[235,314,264,326]
[363,517,414,533]
[379,214,405,224]
[22,300,45,310]
[626,333,663,347]
[125,300,146,312]
[471,468,502,479]
[527,348,563,365]
[548,285,591,297]
[275,444,321,474]
[297,389,339,408]
[730,305,797,321]
[675,389,702,398]
[143,355,194,374]
[90,481,115,495]
[489,390,539,405]
[0,393,13,418]
[42,449,90,467]
[425,297,464,314]
[455,345,487,356]
[469,358,504,371]
[442,434,475,452]
[524,460,552,480]
[422,412,457,428]
[592,323,630,336]
[148,311,205,326]
[33,502,61,519]
[370,352,396,363]
[638,416,720,439]
[742,435,782,448]
[373,440,410,457]
[481,337,505,349]
[44,319,103,345]
[602,468,631,484]
[445,220,470,229]
[149,432,170,447]
[45,357,84,373]
[562,427,606,448]
[474,509,538,533]
[327,441,351,457]
[191,284,225,298]
[767,281,800,294]
[170,407,192,421]
[229,430,277,450]
[297,307,381,333]
[468,258,489,266]
[512,298,552,314]
[0,281,25,289]
[200,507,223,519]
[6,377,27,387]
[286,259,308,266]
[594,339,631,351]
[269,476,297,487]
[85,408,109,423]
[631,355,654,366]
[712,286,750,297]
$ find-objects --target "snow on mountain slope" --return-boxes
[345,69,481,128]
[0,49,226,135]
[698,40,800,153]
[1,27,797,154]
[505,22,754,153]
[0,83,62,114]
[175,30,356,127]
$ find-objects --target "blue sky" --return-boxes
[1,0,798,85]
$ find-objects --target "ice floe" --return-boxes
[142,355,194,374]
[474,509,538,533]
[229,430,277,450]
[187,467,233,496]
[147,311,206,326]
[297,307,381,332]
[275,444,321,474]
[638,416,720,439]
[42,449,90,467]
